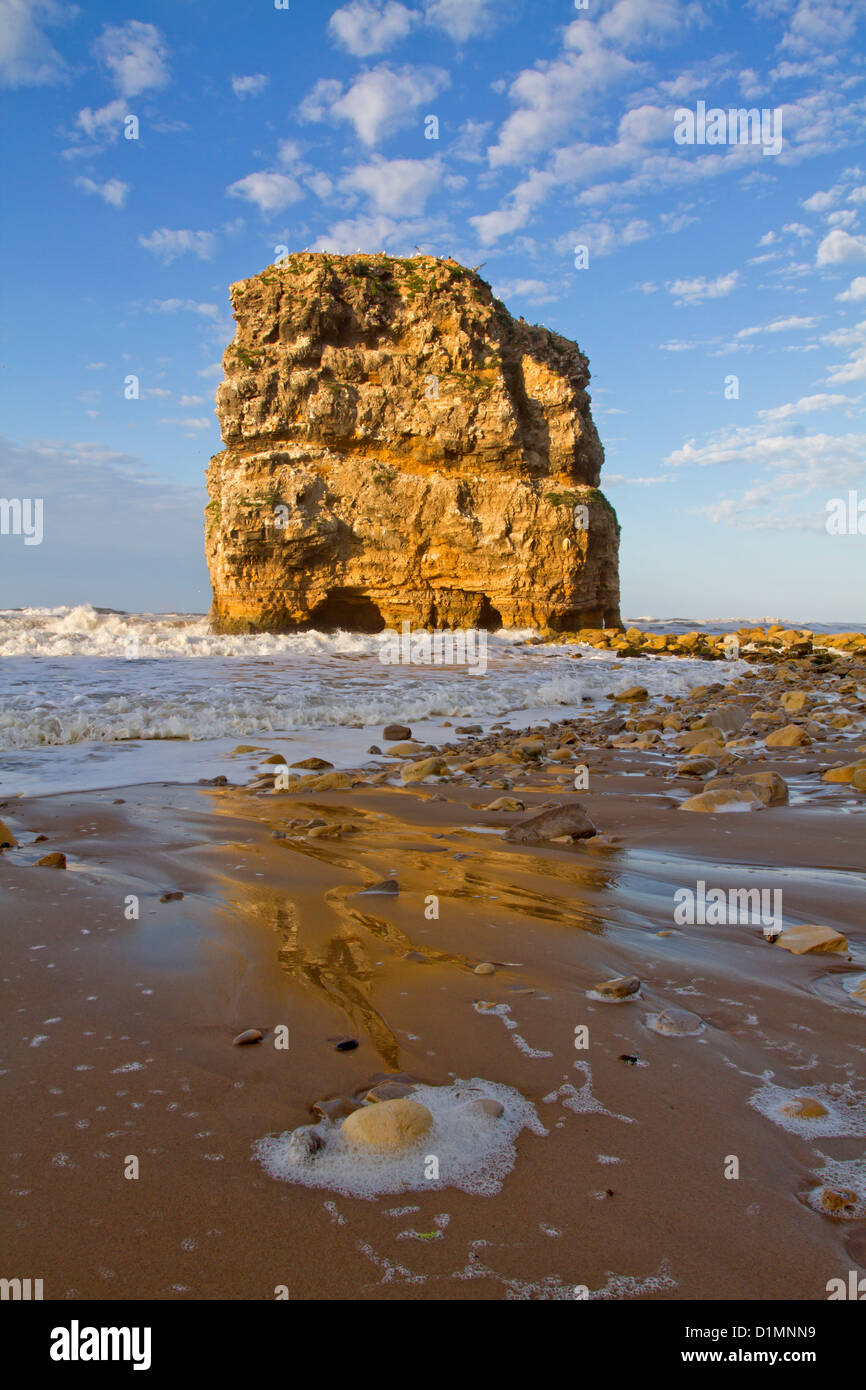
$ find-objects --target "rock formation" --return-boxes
[205,253,621,633]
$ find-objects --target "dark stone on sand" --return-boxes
[36,852,66,868]
[456,724,483,734]
[357,878,400,896]
[34,834,48,843]
[233,1028,263,1045]
[330,1036,359,1051]
[402,949,427,962]
[312,1096,362,1121]
[291,757,334,770]
[160,890,184,902]
[503,803,596,844]
[368,745,382,754]
[112,799,125,804]
[383,724,412,741]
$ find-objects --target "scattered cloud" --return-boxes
[736,314,816,338]
[329,2,416,57]
[75,175,129,208]
[147,299,221,320]
[0,0,70,88]
[138,228,217,262]
[340,156,442,215]
[816,228,866,266]
[668,271,739,305]
[300,64,449,146]
[231,73,269,98]
[837,276,866,302]
[226,171,304,214]
[492,278,559,306]
[94,20,169,98]
[758,393,856,421]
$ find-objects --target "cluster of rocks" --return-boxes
[536,624,866,663]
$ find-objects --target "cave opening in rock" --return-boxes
[307,588,386,633]
[477,595,503,631]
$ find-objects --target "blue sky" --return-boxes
[1,0,865,619]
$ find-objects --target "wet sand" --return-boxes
[1,653,865,1300]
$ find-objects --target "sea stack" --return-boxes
[205,253,622,633]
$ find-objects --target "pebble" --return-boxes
[680,788,763,813]
[765,724,811,748]
[0,820,18,848]
[160,890,184,902]
[775,924,848,955]
[726,771,788,806]
[233,1028,263,1046]
[383,724,412,741]
[291,757,334,770]
[286,1125,325,1165]
[401,755,447,783]
[358,878,399,896]
[365,1082,416,1102]
[458,1097,504,1120]
[780,1097,828,1119]
[473,962,496,975]
[591,974,641,1000]
[646,1007,704,1036]
[36,852,66,868]
[613,686,648,702]
[312,1096,362,1121]
[484,797,525,812]
[329,1036,360,1051]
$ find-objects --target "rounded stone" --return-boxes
[342,1097,433,1153]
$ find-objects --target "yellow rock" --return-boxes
[727,772,788,806]
[401,756,447,783]
[0,819,17,848]
[304,771,352,790]
[821,764,865,783]
[765,724,811,748]
[780,1097,828,1119]
[688,738,728,758]
[342,1098,433,1152]
[680,788,763,813]
[780,691,810,713]
[614,686,648,702]
[776,924,848,955]
[853,769,866,791]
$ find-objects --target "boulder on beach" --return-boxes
[503,802,596,844]
[0,820,18,848]
[775,924,848,955]
[342,1097,433,1153]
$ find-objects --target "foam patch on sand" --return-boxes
[255,1079,546,1198]
[805,1156,866,1220]
[748,1081,866,1138]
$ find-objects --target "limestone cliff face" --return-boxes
[205,253,621,633]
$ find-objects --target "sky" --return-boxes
[1,0,865,621]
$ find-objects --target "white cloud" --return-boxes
[424,0,496,43]
[179,395,205,407]
[313,212,436,254]
[75,97,127,142]
[758,393,855,421]
[340,156,442,215]
[94,21,169,98]
[802,186,841,212]
[329,2,415,57]
[75,176,129,208]
[837,276,866,302]
[138,228,217,262]
[487,29,637,168]
[300,65,449,146]
[226,172,304,214]
[816,228,866,265]
[147,299,221,320]
[231,73,269,98]
[779,0,861,56]
[668,271,739,305]
[492,278,559,306]
[160,417,212,431]
[0,0,69,87]
[737,314,815,337]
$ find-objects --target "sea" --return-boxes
[0,605,861,796]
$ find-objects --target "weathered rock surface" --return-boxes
[342,1097,433,1152]
[205,253,621,633]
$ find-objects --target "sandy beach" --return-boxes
[2,641,864,1301]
